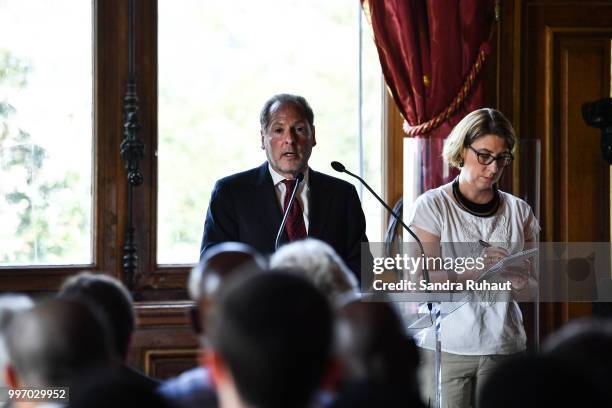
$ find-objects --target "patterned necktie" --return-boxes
[281,179,307,241]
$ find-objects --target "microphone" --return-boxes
[275,172,304,250]
[330,161,431,286]
[330,161,345,172]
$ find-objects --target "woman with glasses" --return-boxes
[406,108,540,408]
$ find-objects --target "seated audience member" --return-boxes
[542,317,612,402]
[57,272,159,390]
[331,300,424,408]
[189,242,267,333]
[70,368,173,408]
[477,354,605,408]
[158,242,266,408]
[0,294,34,390]
[3,299,113,406]
[270,238,359,304]
[207,272,333,408]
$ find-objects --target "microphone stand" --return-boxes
[274,173,304,251]
[330,161,430,283]
[331,161,442,408]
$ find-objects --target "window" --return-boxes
[0,0,93,265]
[0,1,387,297]
[158,0,383,264]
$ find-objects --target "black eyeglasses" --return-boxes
[468,146,513,167]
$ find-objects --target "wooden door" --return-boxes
[520,0,612,336]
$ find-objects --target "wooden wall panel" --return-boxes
[127,302,200,379]
[382,94,405,233]
[144,349,200,380]
[520,1,612,335]
[557,37,611,242]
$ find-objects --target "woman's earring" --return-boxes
[459,159,464,167]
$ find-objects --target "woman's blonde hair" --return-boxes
[442,108,516,168]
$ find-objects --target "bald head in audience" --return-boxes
[190,242,266,335]
[3,299,112,390]
[207,272,333,408]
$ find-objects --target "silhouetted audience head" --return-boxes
[191,242,267,301]
[58,271,134,360]
[207,272,333,408]
[270,238,358,303]
[158,243,266,408]
[336,300,418,384]
[477,354,605,407]
[190,242,266,335]
[4,298,112,388]
[331,300,423,407]
[542,317,612,401]
[0,294,34,388]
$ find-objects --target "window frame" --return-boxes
[0,0,129,292]
[0,0,393,300]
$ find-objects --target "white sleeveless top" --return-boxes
[406,185,540,355]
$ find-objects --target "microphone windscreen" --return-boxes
[296,173,304,182]
[330,161,345,172]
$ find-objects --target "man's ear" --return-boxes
[204,349,229,387]
[260,130,265,150]
[312,125,316,147]
[5,365,19,389]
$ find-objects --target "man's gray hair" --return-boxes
[270,238,358,302]
[259,93,314,131]
[4,299,112,387]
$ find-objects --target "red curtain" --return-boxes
[363,0,496,191]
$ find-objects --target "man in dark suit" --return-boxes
[200,93,369,278]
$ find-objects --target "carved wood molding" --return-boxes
[135,301,194,328]
[143,348,200,379]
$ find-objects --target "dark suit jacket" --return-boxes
[200,162,369,278]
